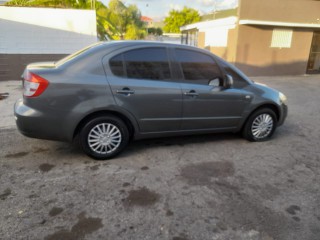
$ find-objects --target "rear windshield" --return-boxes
[56,42,103,66]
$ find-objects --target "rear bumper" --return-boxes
[14,99,69,142]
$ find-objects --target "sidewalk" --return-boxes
[0,80,22,129]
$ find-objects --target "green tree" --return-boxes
[164,7,200,33]
[125,24,145,40]
[107,0,145,40]
[147,27,163,36]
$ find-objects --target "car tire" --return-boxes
[242,108,277,142]
[80,115,130,160]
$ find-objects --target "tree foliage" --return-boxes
[163,7,200,33]
[5,0,146,40]
[147,27,163,36]
[6,0,91,8]
[107,0,145,40]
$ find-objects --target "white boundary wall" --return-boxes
[0,6,97,54]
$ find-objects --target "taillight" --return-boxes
[24,72,49,97]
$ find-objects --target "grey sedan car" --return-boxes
[15,41,287,160]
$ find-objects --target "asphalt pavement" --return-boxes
[0,75,320,240]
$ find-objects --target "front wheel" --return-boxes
[242,108,277,142]
[80,115,130,160]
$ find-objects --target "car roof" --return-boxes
[97,40,212,54]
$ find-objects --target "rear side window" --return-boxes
[175,49,222,83]
[109,48,171,80]
[110,54,124,77]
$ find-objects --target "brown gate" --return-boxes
[307,31,320,74]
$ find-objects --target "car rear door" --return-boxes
[104,47,183,133]
[174,48,248,131]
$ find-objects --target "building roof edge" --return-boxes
[239,19,320,28]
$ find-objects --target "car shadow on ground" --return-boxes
[121,132,242,158]
[54,132,242,162]
[58,129,291,162]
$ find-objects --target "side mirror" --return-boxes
[225,74,233,88]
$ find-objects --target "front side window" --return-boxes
[175,49,222,84]
[218,60,249,88]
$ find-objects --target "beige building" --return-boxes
[181,0,320,76]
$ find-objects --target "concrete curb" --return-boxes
[0,80,22,129]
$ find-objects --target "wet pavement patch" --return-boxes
[0,92,9,100]
[40,219,46,225]
[180,161,235,186]
[44,212,103,240]
[39,164,55,172]
[286,205,301,215]
[166,209,174,216]
[292,216,300,222]
[5,152,28,158]
[90,165,100,171]
[216,221,228,231]
[49,207,64,217]
[123,187,160,207]
[33,148,49,153]
[215,191,295,239]
[172,234,189,240]
[28,194,38,199]
[0,188,11,200]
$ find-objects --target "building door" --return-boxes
[307,32,320,74]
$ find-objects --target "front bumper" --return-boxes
[278,103,288,126]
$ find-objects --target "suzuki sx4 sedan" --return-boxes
[15,41,288,160]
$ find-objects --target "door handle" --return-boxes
[184,90,199,97]
[116,88,135,96]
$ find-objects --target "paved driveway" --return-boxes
[0,75,320,240]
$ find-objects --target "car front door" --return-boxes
[174,48,249,131]
[105,47,182,133]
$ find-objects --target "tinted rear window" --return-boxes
[110,48,171,80]
[110,54,124,77]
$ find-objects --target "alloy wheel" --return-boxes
[88,123,122,154]
[251,113,274,139]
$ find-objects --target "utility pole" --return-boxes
[213,0,217,20]
[146,3,149,36]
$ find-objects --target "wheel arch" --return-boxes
[240,103,280,131]
[73,110,136,140]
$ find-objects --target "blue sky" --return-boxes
[101,0,238,21]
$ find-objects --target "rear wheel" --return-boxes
[242,108,277,142]
[80,115,129,160]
